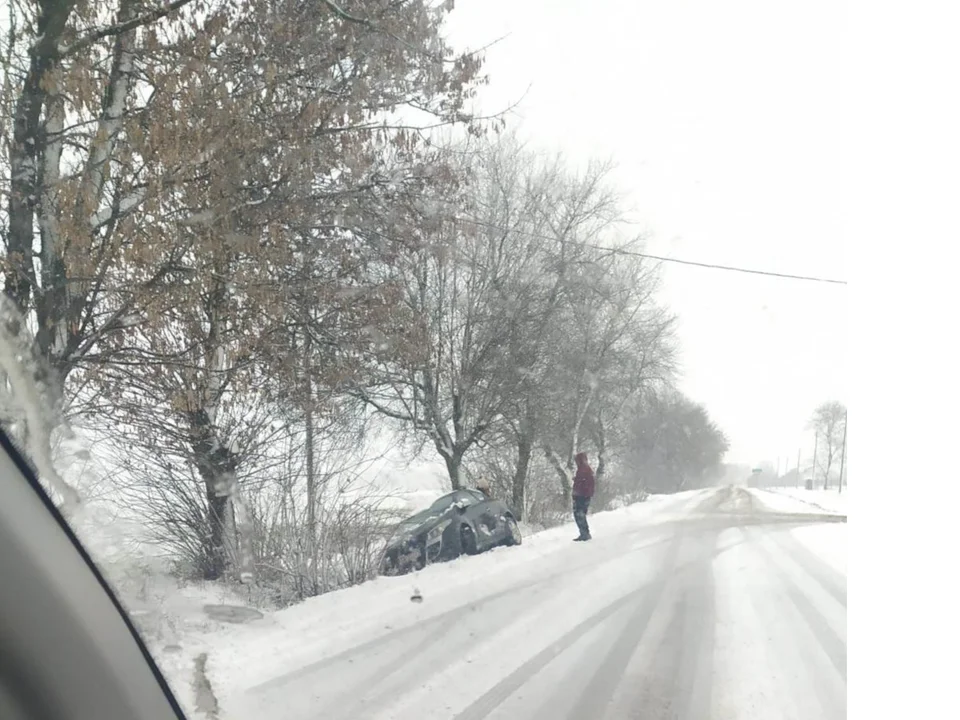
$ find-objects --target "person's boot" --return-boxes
[573,535,585,542]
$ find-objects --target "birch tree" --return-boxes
[0,0,483,443]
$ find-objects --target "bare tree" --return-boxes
[355,136,626,493]
[244,418,395,603]
[810,400,847,489]
[538,248,675,503]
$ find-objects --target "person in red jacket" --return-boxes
[572,452,595,541]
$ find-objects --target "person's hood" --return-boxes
[575,452,589,467]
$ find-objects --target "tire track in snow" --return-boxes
[318,611,464,720]
[749,528,847,720]
[246,529,680,695]
[239,580,568,720]
[246,570,565,695]
[671,532,716,720]
[748,527,847,683]
[453,520,727,720]
[561,532,685,720]
[766,529,846,608]
[451,536,683,720]
[593,524,717,720]
[782,582,846,680]
[232,487,848,720]
[242,531,695,720]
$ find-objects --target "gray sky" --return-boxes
[443,0,848,467]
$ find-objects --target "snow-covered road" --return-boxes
[213,486,846,720]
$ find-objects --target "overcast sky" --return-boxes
[442,0,848,468]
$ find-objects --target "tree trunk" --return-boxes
[822,433,834,490]
[199,463,232,580]
[512,436,532,520]
[442,450,463,490]
[305,396,317,591]
[189,408,239,580]
[302,328,318,594]
[5,1,74,323]
[544,445,573,505]
[595,411,607,484]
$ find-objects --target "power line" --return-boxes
[454,216,847,285]
[610,249,848,285]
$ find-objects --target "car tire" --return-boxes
[415,542,427,570]
[460,524,479,555]
[503,516,522,546]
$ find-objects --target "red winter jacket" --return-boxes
[572,452,595,498]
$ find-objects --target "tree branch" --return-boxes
[61,0,196,57]
[320,0,370,25]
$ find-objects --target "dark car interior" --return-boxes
[0,430,187,720]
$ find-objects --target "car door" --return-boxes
[489,499,515,544]
[449,490,488,549]
[465,489,502,548]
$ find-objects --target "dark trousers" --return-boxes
[573,495,591,538]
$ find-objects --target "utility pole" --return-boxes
[811,432,818,490]
[796,448,801,488]
[838,411,848,494]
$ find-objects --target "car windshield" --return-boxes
[1,1,851,719]
[395,492,470,530]
[428,493,461,513]
[398,501,454,531]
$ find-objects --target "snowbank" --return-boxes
[68,499,273,718]
[748,487,848,517]
[744,488,847,577]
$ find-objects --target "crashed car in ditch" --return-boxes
[380,489,522,575]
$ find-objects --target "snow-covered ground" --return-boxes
[136,486,846,720]
[711,521,846,719]
[749,486,848,517]
[201,490,713,704]
[127,490,706,715]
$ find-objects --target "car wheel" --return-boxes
[460,524,479,555]
[503,516,522,546]
[414,542,427,570]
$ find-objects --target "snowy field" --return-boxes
[749,486,848,517]
[135,486,846,719]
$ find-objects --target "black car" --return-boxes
[380,489,522,575]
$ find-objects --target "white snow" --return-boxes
[712,524,846,720]
[66,485,845,719]
[200,490,711,710]
[788,524,847,576]
[748,487,848,517]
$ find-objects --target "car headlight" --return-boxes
[426,520,451,544]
